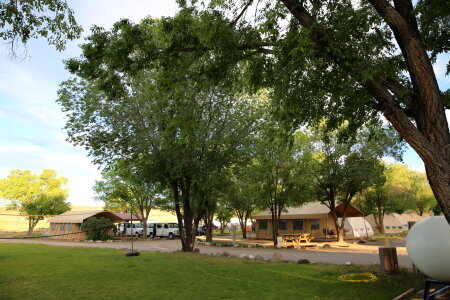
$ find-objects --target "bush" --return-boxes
[81,217,114,241]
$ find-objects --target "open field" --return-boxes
[0,243,424,300]
[0,206,178,235]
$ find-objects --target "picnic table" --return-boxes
[282,233,312,246]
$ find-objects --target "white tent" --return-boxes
[340,217,374,238]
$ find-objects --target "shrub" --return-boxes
[81,217,114,241]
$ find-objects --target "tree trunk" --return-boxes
[205,214,214,242]
[219,222,226,235]
[330,212,343,242]
[374,213,385,234]
[172,179,197,252]
[236,210,247,239]
[27,217,39,235]
[270,207,280,246]
[337,227,345,242]
[28,218,33,235]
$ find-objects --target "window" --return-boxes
[278,220,287,230]
[157,224,162,228]
[164,224,169,229]
[51,223,56,231]
[293,220,304,230]
[311,219,320,230]
[67,224,73,232]
[259,220,268,230]
[169,223,178,228]
[60,224,65,232]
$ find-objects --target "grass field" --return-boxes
[0,244,424,300]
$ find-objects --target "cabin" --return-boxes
[253,202,364,240]
[46,210,123,240]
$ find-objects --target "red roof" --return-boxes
[110,212,144,222]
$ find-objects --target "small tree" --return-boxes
[0,169,70,235]
[221,165,258,239]
[80,217,114,241]
[215,204,233,235]
[410,172,437,216]
[94,160,158,238]
[251,126,313,246]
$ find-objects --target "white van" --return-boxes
[119,222,143,236]
[147,222,179,239]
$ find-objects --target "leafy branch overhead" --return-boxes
[0,0,82,56]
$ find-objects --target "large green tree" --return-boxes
[58,51,259,251]
[0,0,82,57]
[0,169,70,235]
[209,0,450,224]
[71,2,449,223]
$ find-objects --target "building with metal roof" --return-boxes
[47,210,124,240]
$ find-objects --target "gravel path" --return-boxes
[0,238,412,267]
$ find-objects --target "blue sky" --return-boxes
[0,1,448,206]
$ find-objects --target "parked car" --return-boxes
[196,224,218,235]
[196,225,206,236]
[118,222,143,236]
[148,222,179,239]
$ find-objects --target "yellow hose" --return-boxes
[338,273,377,283]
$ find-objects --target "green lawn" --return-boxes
[0,244,423,300]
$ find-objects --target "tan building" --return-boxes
[253,202,363,240]
[366,211,431,234]
[46,210,123,240]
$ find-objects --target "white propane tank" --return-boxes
[406,216,450,281]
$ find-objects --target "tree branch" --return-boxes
[230,0,255,28]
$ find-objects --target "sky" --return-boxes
[0,1,448,206]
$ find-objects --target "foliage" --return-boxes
[248,123,314,245]
[80,217,114,241]
[215,203,233,234]
[57,20,262,250]
[107,0,449,223]
[0,0,82,57]
[93,160,159,237]
[0,169,70,234]
[0,243,426,300]
[410,171,437,216]
[357,163,436,232]
[308,123,404,240]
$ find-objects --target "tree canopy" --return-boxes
[0,169,70,234]
[62,1,450,223]
[58,34,262,250]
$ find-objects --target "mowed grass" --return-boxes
[0,244,423,300]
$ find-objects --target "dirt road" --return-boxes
[0,238,412,268]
